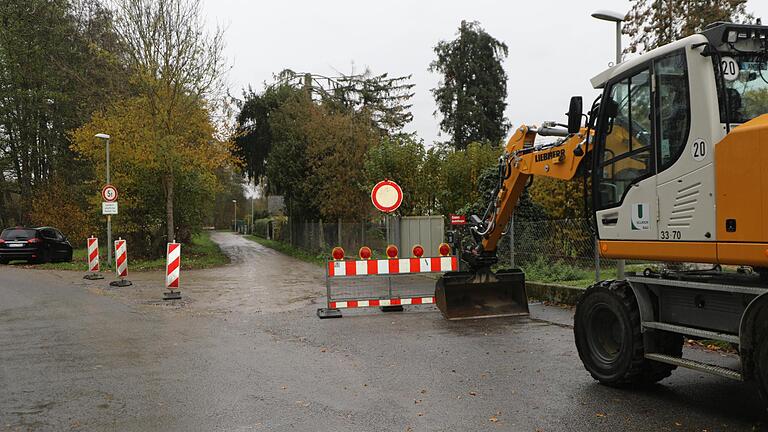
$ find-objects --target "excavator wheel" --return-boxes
[574,280,682,386]
[754,333,768,404]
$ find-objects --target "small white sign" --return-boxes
[720,57,740,81]
[691,138,707,161]
[631,203,650,231]
[102,202,118,215]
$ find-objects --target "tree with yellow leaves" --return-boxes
[72,95,234,255]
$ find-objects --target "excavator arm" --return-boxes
[464,123,593,269]
[436,100,595,320]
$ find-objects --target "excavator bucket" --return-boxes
[435,269,529,320]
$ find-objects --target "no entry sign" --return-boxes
[371,180,403,213]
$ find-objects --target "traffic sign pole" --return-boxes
[106,139,111,269]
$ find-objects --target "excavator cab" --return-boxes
[435,97,587,320]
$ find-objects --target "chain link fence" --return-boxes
[247,216,646,286]
[502,217,637,285]
[252,218,396,259]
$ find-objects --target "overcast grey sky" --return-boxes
[201,0,767,146]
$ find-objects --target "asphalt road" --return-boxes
[0,232,766,431]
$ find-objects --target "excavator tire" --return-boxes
[574,279,682,387]
[754,333,768,404]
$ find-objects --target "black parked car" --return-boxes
[0,227,73,264]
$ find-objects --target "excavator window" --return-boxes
[713,54,768,124]
[656,51,690,171]
[596,68,654,209]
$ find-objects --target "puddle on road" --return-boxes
[70,232,326,317]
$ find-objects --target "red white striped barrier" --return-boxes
[327,256,457,277]
[166,243,180,288]
[114,239,128,277]
[318,253,457,319]
[329,296,435,309]
[87,237,99,272]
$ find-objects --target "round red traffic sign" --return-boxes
[101,184,118,202]
[371,180,403,213]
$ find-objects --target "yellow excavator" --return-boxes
[436,22,768,398]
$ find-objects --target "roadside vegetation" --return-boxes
[32,232,228,271]
[245,235,325,266]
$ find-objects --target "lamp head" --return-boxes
[591,9,626,22]
[95,133,110,140]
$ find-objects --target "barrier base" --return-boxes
[109,278,133,287]
[380,305,404,312]
[163,290,182,300]
[317,308,342,319]
[83,273,104,280]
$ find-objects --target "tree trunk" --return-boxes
[164,173,174,243]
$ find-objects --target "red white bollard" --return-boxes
[109,238,132,287]
[163,242,181,300]
[83,236,104,280]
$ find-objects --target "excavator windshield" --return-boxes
[715,54,768,123]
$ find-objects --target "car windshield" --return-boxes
[717,54,768,123]
[1,229,37,240]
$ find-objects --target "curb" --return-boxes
[526,281,586,305]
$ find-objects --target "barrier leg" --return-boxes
[380,275,403,312]
[317,262,341,319]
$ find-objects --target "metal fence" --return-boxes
[248,216,634,285]
[503,217,627,283]
[252,218,395,258]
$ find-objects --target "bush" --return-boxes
[518,256,594,283]
[29,178,95,248]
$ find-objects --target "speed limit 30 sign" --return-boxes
[102,184,118,202]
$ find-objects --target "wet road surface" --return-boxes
[0,232,766,431]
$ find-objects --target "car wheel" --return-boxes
[574,280,681,386]
[36,249,51,264]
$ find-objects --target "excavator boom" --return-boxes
[436,113,593,320]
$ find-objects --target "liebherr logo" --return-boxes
[631,203,650,231]
[534,149,564,162]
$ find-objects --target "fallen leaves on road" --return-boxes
[595,412,606,418]
[469,391,477,396]
[420,389,427,394]
[489,415,499,423]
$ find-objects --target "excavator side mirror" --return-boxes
[567,96,583,134]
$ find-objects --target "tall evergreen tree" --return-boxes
[429,21,509,150]
[624,0,753,54]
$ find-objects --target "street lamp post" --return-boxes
[95,133,112,268]
[592,9,627,280]
[232,199,237,233]
[591,9,626,65]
